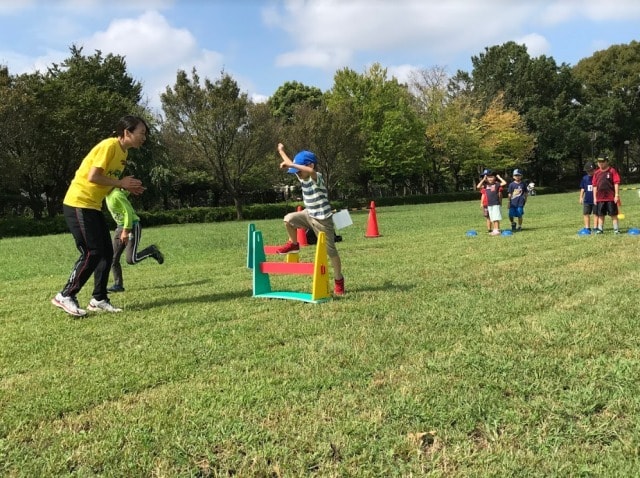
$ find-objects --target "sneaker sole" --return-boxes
[277,250,299,255]
[51,298,87,317]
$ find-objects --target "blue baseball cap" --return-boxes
[482,168,493,176]
[288,150,317,174]
[513,169,523,176]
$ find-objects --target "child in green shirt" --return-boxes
[105,188,164,292]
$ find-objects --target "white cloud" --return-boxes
[540,0,640,25]
[81,10,223,111]
[580,0,640,20]
[517,33,551,58]
[270,0,536,69]
[0,0,36,14]
[270,0,640,74]
[276,46,352,69]
[251,93,269,104]
[0,47,74,75]
[84,10,198,67]
[386,64,420,86]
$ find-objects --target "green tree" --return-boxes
[282,100,364,198]
[573,41,640,172]
[327,63,426,195]
[0,67,30,214]
[161,70,277,219]
[476,94,535,174]
[0,46,145,218]
[464,41,582,184]
[268,81,323,122]
[424,95,482,191]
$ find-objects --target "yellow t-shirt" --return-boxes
[63,138,128,210]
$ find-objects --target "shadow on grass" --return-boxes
[346,280,417,294]
[132,289,251,310]
[134,279,214,292]
[122,280,416,311]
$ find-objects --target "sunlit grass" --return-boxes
[2,188,640,476]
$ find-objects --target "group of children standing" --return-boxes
[477,168,528,235]
[478,156,622,236]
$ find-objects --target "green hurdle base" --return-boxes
[254,290,328,303]
[248,224,331,303]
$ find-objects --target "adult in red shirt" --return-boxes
[592,156,621,234]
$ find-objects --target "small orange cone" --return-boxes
[296,205,309,246]
[365,201,381,237]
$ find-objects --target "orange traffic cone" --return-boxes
[296,205,309,246]
[365,201,381,237]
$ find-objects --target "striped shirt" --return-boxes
[299,172,333,219]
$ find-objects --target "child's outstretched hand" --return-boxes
[277,143,292,170]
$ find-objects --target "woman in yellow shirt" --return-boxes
[52,115,147,317]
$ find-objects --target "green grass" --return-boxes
[3,189,640,476]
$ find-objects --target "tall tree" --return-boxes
[465,41,582,184]
[573,41,640,171]
[327,63,426,195]
[0,67,31,214]
[283,100,364,198]
[268,81,323,122]
[161,70,276,219]
[0,46,144,218]
[424,95,482,191]
[476,94,535,174]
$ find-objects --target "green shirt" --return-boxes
[105,188,139,229]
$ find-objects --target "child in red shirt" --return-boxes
[592,156,621,234]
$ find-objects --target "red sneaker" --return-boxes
[276,241,299,254]
[334,277,345,296]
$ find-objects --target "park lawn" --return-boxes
[2,189,640,476]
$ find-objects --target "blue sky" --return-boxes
[1,0,639,112]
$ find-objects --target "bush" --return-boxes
[0,216,68,238]
[0,189,560,238]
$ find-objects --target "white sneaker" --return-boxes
[51,293,87,317]
[87,298,123,313]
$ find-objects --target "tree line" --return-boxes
[1,40,639,220]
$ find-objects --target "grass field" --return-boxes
[3,189,640,476]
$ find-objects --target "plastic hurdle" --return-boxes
[247,223,299,267]
[246,224,331,303]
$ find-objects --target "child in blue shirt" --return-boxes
[579,162,596,232]
[508,169,528,231]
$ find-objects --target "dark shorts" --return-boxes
[583,203,596,215]
[509,206,524,218]
[595,201,618,217]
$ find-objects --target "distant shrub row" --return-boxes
[0,188,553,238]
